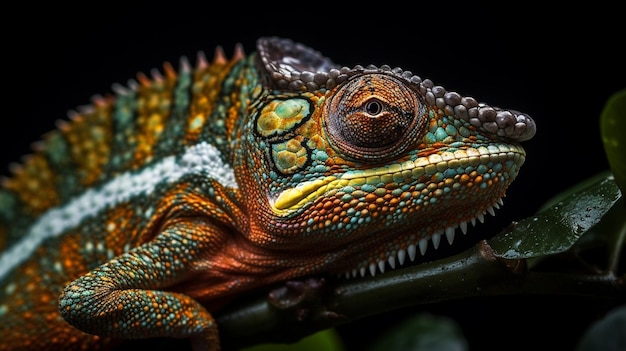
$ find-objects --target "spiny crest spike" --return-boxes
[136,72,151,87]
[150,68,164,82]
[41,129,57,142]
[76,104,95,115]
[213,46,227,65]
[31,140,45,152]
[0,176,10,188]
[90,94,107,106]
[67,110,84,122]
[56,118,71,132]
[66,109,80,120]
[163,61,176,79]
[8,162,22,175]
[232,43,245,61]
[179,56,191,73]
[20,155,36,170]
[127,79,139,91]
[111,82,131,96]
[196,51,209,69]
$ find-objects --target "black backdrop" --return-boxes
[2,2,624,350]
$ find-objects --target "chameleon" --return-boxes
[0,37,536,350]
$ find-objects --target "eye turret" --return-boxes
[323,74,426,161]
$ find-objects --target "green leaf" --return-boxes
[576,305,626,351]
[488,171,623,259]
[368,313,468,351]
[601,89,626,195]
[242,328,345,351]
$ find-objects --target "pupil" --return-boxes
[365,100,382,116]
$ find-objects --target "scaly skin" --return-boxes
[0,37,535,350]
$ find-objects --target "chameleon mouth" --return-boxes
[341,197,503,279]
[270,143,525,216]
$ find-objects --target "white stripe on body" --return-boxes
[0,142,237,279]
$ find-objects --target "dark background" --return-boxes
[2,2,623,350]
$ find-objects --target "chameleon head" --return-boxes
[240,37,536,277]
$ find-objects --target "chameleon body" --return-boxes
[0,37,535,350]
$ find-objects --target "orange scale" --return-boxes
[322,200,335,210]
[354,201,367,210]
[363,193,378,202]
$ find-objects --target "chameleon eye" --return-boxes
[323,74,426,161]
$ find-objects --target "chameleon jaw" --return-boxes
[341,197,504,279]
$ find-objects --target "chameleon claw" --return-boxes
[268,277,337,323]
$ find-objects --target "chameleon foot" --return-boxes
[268,277,341,322]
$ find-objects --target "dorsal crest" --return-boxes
[0,44,247,221]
